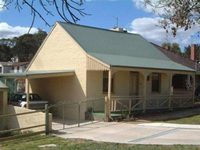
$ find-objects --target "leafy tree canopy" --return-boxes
[0,30,47,62]
[162,42,181,54]
[143,0,200,36]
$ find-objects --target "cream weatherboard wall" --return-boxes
[6,105,52,132]
[86,69,182,111]
[27,23,88,120]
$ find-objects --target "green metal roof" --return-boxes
[59,22,194,72]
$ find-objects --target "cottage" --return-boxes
[1,22,196,120]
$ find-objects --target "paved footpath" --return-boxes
[53,121,200,145]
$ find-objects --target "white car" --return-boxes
[9,93,48,109]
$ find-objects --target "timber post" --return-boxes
[168,73,173,110]
[142,73,147,113]
[78,102,81,127]
[45,104,49,135]
[192,74,195,105]
[25,78,30,109]
[104,96,110,122]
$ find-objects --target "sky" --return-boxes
[0,0,199,51]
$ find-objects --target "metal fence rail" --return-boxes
[49,98,105,131]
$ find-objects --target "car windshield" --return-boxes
[14,94,42,101]
[30,94,42,101]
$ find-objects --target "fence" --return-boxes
[110,94,195,115]
[0,98,105,139]
[0,105,51,140]
[48,95,195,122]
[48,97,105,131]
[0,95,196,139]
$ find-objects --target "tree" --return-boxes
[2,0,87,30]
[162,42,181,54]
[143,0,200,36]
[0,30,47,62]
[12,31,47,61]
[171,43,181,54]
[32,29,48,48]
[0,45,12,61]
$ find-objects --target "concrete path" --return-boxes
[53,121,200,145]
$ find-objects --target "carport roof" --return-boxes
[0,70,75,78]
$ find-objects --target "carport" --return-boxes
[0,70,75,108]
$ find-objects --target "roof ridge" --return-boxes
[57,21,140,36]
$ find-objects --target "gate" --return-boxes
[48,97,105,132]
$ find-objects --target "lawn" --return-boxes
[1,135,200,150]
[165,114,200,124]
[137,107,200,124]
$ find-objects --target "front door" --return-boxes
[130,72,139,95]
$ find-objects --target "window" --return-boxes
[103,71,114,93]
[151,73,161,93]
[0,67,2,73]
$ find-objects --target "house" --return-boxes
[0,22,196,120]
[0,60,29,74]
[0,60,29,93]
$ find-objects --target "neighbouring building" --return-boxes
[0,60,29,93]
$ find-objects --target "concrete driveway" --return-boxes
[53,121,200,145]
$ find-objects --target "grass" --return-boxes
[0,134,200,150]
[165,114,200,124]
[136,107,200,124]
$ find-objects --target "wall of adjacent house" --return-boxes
[27,23,88,120]
[6,105,52,132]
